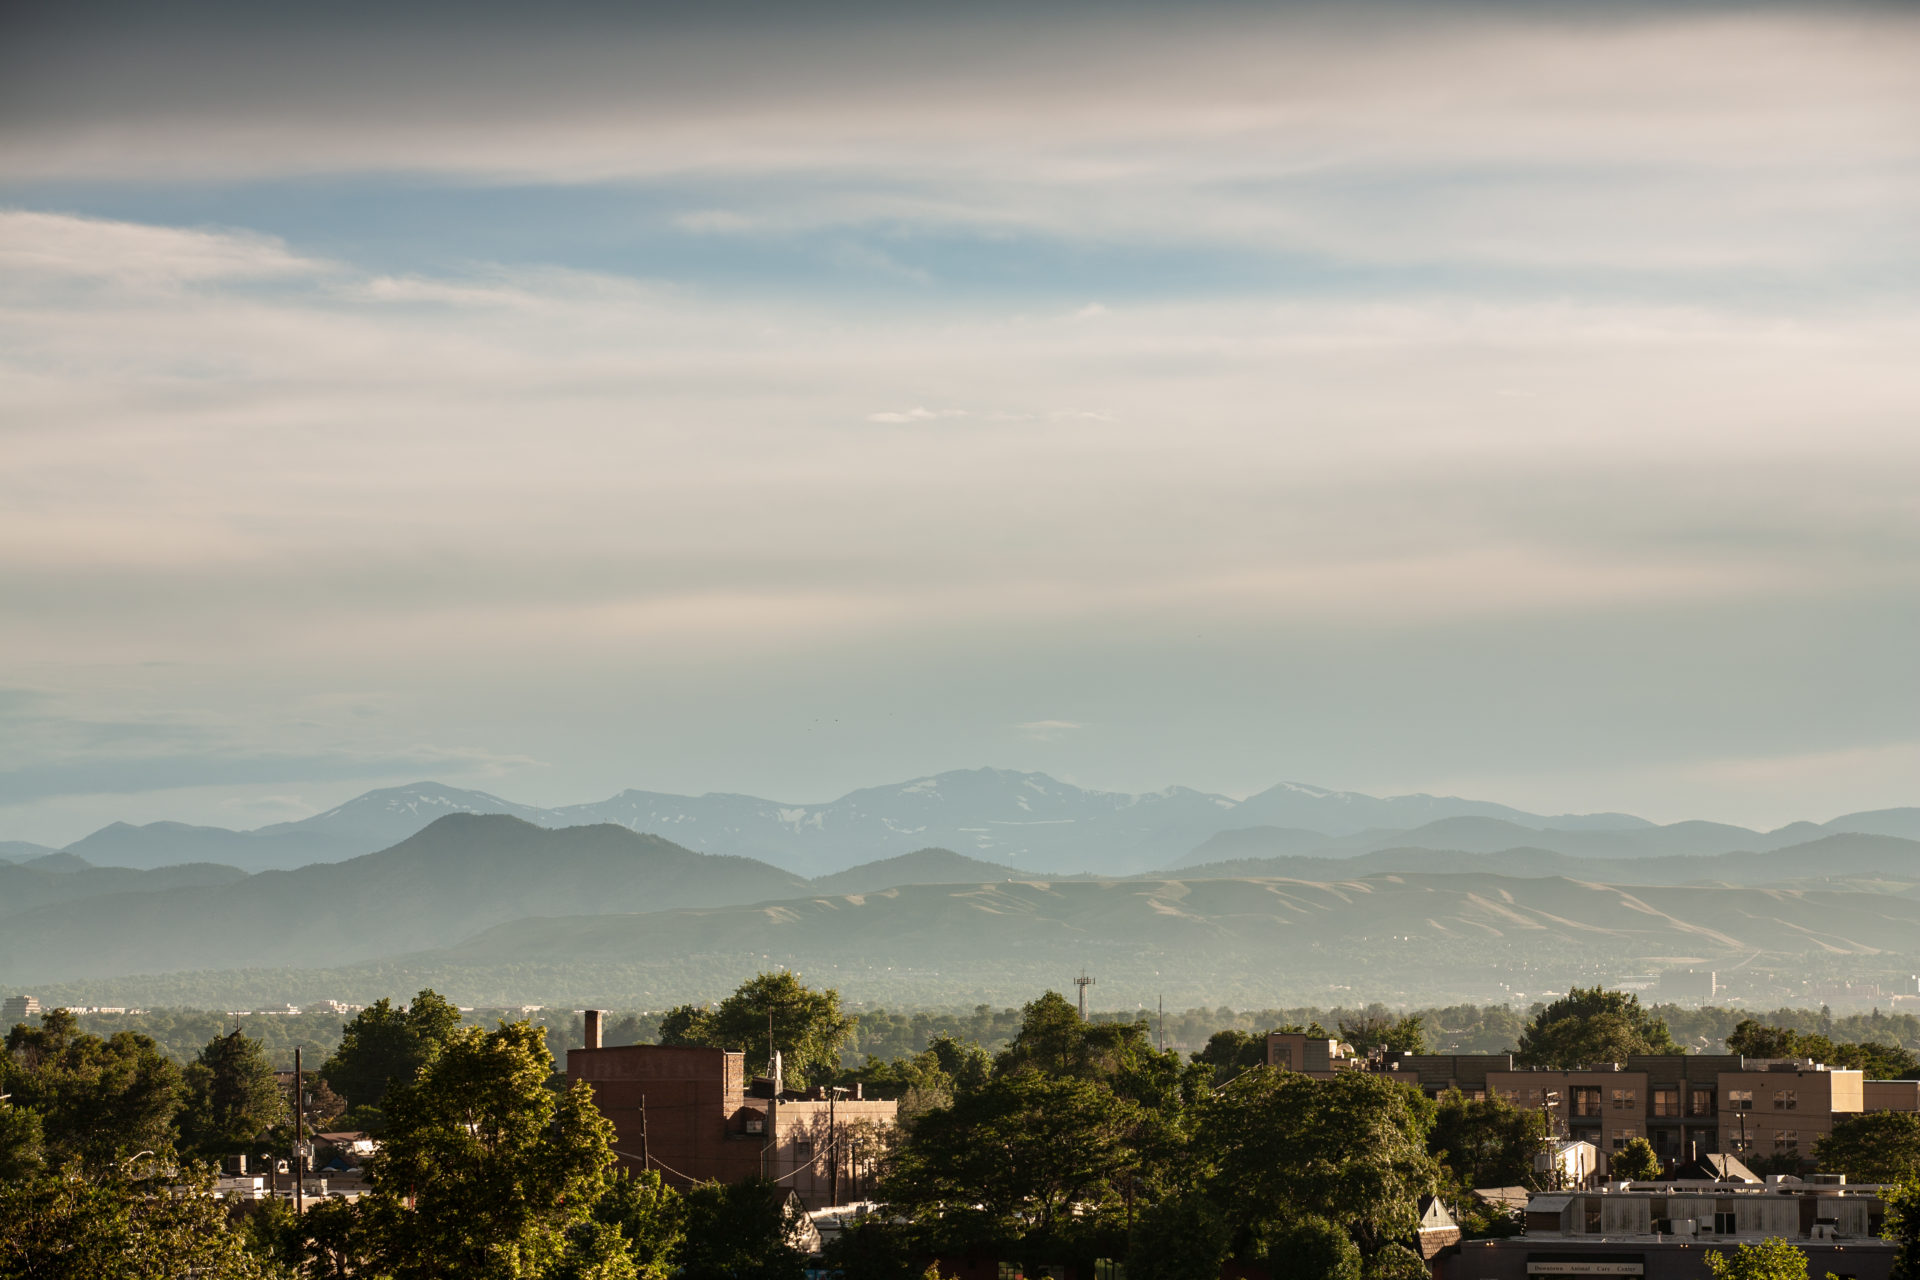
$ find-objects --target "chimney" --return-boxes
[853,1083,863,1100]
[583,1009,603,1050]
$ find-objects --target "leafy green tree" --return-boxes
[1704,1237,1811,1280]
[1196,1070,1440,1262]
[660,971,856,1086]
[995,992,1203,1115]
[1126,1193,1231,1280]
[1267,1215,1362,1280]
[1192,1029,1268,1085]
[2,1008,182,1172]
[1429,1088,1548,1194]
[180,1027,289,1155]
[1817,1112,1920,1183]
[679,1178,808,1280]
[320,988,463,1118]
[0,1165,279,1279]
[1363,1242,1432,1280]
[885,1070,1141,1248]
[1515,988,1680,1068]
[841,1034,993,1128]
[293,1195,373,1279]
[820,1217,924,1280]
[1883,1179,1920,1280]
[581,1170,685,1280]
[1339,1012,1429,1057]
[1727,1021,1804,1059]
[1726,1020,1920,1077]
[1610,1137,1662,1182]
[0,1099,46,1181]
[360,1020,625,1279]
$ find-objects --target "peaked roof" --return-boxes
[1674,1152,1759,1183]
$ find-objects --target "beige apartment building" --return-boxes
[1268,1033,1874,1171]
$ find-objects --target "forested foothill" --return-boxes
[9,980,1920,1277]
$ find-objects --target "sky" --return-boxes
[2,0,1917,846]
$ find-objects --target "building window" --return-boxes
[1585,1201,1602,1234]
[1776,1131,1799,1150]
[1728,1089,1754,1111]
[1774,1089,1797,1111]
[1715,1211,1738,1234]
[1690,1088,1715,1116]
[1573,1087,1602,1118]
[1652,1088,1680,1117]
[1612,1088,1638,1111]
[1612,1129,1635,1150]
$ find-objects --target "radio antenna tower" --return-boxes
[1075,973,1096,1020]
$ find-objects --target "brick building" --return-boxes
[1266,1033,1881,1173]
[566,1011,897,1208]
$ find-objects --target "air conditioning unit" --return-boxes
[1672,1219,1698,1236]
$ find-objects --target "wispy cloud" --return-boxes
[1017,720,1085,742]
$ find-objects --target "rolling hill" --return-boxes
[0,815,807,983]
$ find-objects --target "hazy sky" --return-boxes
[3,0,1917,845]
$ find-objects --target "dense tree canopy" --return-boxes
[1515,987,1680,1068]
[1195,1069,1442,1260]
[179,1027,288,1155]
[320,988,464,1118]
[363,1020,625,1279]
[1727,1019,1920,1077]
[1704,1237,1812,1280]
[1191,1029,1269,1085]
[1339,1013,1429,1057]
[0,1166,280,1280]
[1,1008,182,1172]
[679,1179,808,1280]
[1816,1112,1920,1183]
[1428,1087,1548,1194]
[886,1069,1143,1248]
[660,971,856,1086]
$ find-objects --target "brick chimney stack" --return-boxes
[583,1009,603,1050]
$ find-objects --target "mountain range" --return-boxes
[20,770,1920,877]
[6,810,1920,998]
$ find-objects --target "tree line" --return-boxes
[8,979,1920,1278]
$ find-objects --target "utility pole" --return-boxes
[1158,995,1164,1053]
[639,1094,649,1170]
[293,1047,304,1217]
[828,1087,839,1206]
[1075,973,1095,1020]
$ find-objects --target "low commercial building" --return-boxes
[1442,1178,1894,1280]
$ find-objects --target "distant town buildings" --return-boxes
[2,995,42,1025]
